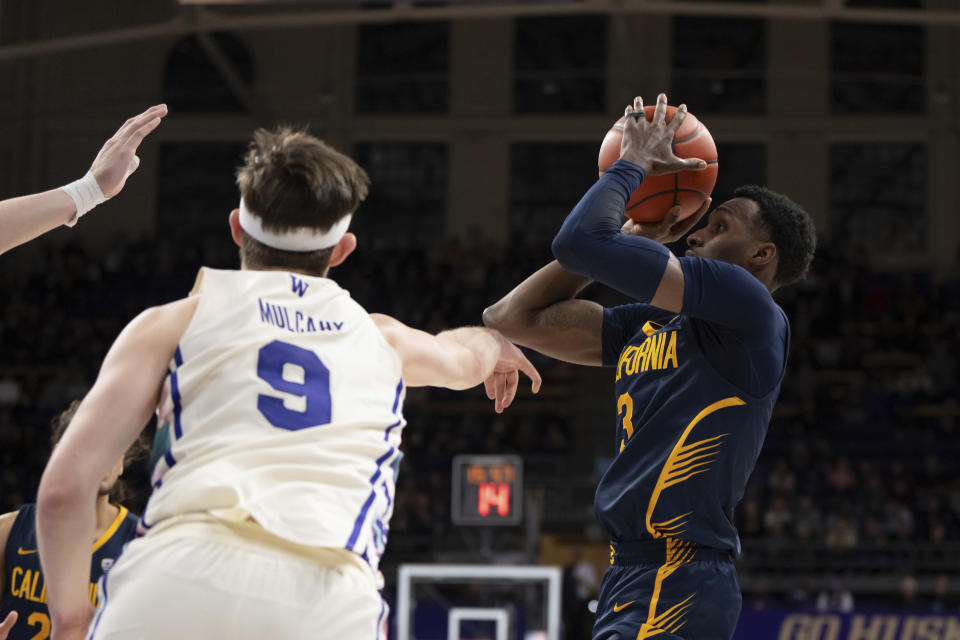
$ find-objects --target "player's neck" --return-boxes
[239,262,330,279]
[94,495,120,539]
[744,261,777,293]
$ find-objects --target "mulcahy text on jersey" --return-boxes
[258,298,345,334]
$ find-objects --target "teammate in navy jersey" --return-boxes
[485,94,816,640]
[0,403,140,640]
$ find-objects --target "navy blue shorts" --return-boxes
[592,540,742,640]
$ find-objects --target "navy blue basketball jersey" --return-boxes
[599,257,790,555]
[0,504,138,640]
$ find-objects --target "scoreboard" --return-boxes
[451,455,523,526]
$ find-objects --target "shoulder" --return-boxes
[0,505,33,550]
[127,297,201,341]
[117,508,140,543]
[369,313,403,342]
[679,257,772,298]
[122,508,139,529]
[603,303,674,335]
[600,303,675,367]
[95,506,139,553]
[0,510,20,550]
[680,258,784,321]
[368,313,416,360]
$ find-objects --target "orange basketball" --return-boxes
[598,105,718,223]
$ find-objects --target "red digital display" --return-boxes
[477,483,511,517]
[452,455,523,526]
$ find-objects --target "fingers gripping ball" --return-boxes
[598,105,718,223]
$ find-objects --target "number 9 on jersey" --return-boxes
[256,340,332,431]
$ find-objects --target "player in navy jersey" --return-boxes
[485,94,816,640]
[0,403,141,640]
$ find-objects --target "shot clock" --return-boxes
[451,455,523,525]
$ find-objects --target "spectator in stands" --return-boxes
[896,575,924,612]
[930,574,956,614]
[826,457,856,494]
[886,461,915,501]
[2,219,960,610]
[824,516,858,551]
[883,498,915,540]
[815,578,854,613]
[862,515,887,545]
[793,496,823,542]
[737,495,762,539]
[767,458,796,494]
[562,548,598,639]
[763,496,792,538]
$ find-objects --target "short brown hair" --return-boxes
[235,127,370,276]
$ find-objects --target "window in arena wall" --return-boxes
[513,15,607,114]
[670,17,766,115]
[352,142,447,249]
[509,143,599,247]
[830,142,926,252]
[157,141,248,267]
[844,0,922,7]
[355,21,450,114]
[830,22,924,114]
[163,32,254,114]
[712,143,767,205]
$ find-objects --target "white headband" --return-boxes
[238,199,352,252]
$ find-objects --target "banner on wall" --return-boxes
[733,608,960,640]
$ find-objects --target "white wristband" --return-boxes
[61,172,106,227]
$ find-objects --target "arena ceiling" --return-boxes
[0,0,958,62]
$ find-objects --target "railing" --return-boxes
[738,539,960,578]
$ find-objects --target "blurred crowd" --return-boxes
[0,232,576,523]
[1,232,959,602]
[738,246,960,558]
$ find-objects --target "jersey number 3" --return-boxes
[257,340,332,430]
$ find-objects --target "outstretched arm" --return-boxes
[37,296,196,640]
[551,94,707,313]
[482,261,604,366]
[371,315,541,413]
[0,104,167,256]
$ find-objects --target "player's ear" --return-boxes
[228,209,243,247]
[328,232,357,268]
[751,241,777,268]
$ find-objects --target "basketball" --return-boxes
[598,105,718,223]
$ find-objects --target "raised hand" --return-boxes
[620,93,706,177]
[483,335,542,414]
[621,197,712,245]
[89,104,168,199]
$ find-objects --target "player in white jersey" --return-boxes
[0,104,166,257]
[35,127,541,640]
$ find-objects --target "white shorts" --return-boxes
[88,516,387,640]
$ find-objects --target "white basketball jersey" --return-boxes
[143,268,405,572]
